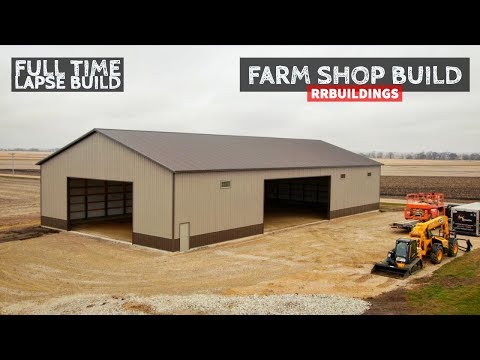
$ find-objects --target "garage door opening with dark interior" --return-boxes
[67,177,133,242]
[263,176,330,232]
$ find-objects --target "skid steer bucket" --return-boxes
[371,262,411,278]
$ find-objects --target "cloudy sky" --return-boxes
[1,46,479,152]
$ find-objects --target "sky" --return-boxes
[0,45,479,153]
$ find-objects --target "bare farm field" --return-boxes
[377,158,480,177]
[381,176,480,201]
[374,159,480,201]
[0,176,477,314]
[0,177,40,230]
[0,151,50,175]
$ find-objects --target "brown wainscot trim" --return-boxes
[329,202,379,219]
[41,216,69,230]
[133,232,180,252]
[186,223,264,249]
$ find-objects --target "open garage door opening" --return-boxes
[264,176,330,232]
[68,178,133,242]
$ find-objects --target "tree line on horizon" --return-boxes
[360,151,480,160]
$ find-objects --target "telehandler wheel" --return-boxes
[430,244,444,264]
[448,239,459,257]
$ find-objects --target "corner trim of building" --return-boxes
[184,223,264,249]
[41,216,69,230]
[133,232,179,252]
[329,202,379,219]
[172,172,175,241]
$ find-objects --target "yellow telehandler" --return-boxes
[372,215,471,278]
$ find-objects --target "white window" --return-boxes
[220,180,231,189]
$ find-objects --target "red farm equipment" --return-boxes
[390,192,446,231]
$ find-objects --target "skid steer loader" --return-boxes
[372,215,472,278]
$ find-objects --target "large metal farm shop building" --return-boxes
[38,129,380,251]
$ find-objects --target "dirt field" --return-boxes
[1,211,473,314]
[0,151,50,173]
[381,176,480,200]
[0,177,40,230]
[376,159,480,177]
[1,175,476,314]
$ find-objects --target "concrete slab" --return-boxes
[72,221,132,242]
[264,208,326,232]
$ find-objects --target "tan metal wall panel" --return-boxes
[41,133,172,239]
[175,171,264,238]
[174,166,380,238]
[328,167,381,210]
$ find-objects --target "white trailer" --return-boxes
[451,202,480,237]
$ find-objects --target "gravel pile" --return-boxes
[4,293,371,315]
[146,294,370,315]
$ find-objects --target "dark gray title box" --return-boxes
[240,58,469,92]
[12,57,124,92]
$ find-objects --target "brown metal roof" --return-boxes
[37,128,380,172]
